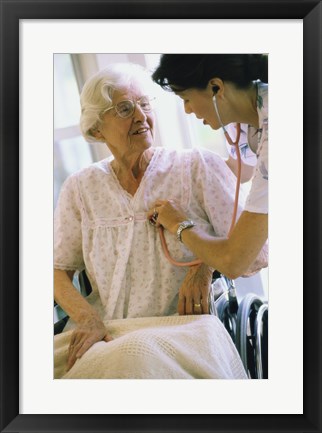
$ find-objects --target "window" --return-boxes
[54,54,95,205]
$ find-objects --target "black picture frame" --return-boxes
[1,1,321,432]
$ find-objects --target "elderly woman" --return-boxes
[54,63,267,379]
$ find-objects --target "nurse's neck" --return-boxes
[227,82,259,129]
[237,83,259,128]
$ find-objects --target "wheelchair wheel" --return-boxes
[255,304,268,379]
[236,293,265,378]
[215,294,237,344]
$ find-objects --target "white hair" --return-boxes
[80,63,156,143]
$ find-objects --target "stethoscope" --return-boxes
[152,93,242,267]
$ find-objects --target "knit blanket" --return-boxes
[54,315,247,379]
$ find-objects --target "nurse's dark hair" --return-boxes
[152,54,268,91]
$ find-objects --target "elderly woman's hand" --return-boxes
[178,263,213,315]
[67,316,113,371]
[148,199,189,234]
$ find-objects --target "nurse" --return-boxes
[148,54,268,280]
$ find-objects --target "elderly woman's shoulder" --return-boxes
[60,159,112,192]
[159,146,227,171]
[189,146,227,166]
[68,158,111,180]
[160,146,223,161]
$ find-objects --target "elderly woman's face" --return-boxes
[98,82,155,156]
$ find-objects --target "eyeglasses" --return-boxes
[102,96,156,119]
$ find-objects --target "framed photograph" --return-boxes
[1,0,321,432]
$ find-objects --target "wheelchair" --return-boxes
[210,271,268,379]
[54,270,268,379]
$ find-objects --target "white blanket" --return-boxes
[54,315,247,379]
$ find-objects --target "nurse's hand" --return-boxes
[178,263,213,315]
[148,199,188,235]
[67,316,113,371]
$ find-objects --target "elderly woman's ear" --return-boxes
[90,127,104,142]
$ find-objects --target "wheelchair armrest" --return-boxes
[54,316,69,335]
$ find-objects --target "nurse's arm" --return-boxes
[225,154,255,183]
[180,211,268,280]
